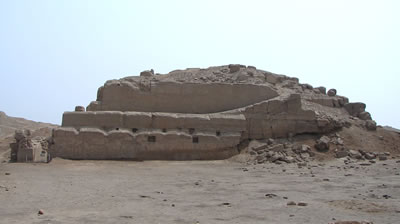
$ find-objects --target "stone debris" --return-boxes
[248,141,314,165]
[315,136,331,152]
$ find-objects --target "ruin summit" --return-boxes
[47,64,375,160]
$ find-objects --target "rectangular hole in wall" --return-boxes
[132,128,138,133]
[148,136,156,142]
[216,131,221,136]
[162,128,167,133]
[192,136,199,143]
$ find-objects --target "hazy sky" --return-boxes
[0,0,399,128]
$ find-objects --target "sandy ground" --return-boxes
[1,158,400,224]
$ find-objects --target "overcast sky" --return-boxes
[0,0,399,128]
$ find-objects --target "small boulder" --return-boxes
[315,136,330,152]
[267,138,275,145]
[335,138,344,145]
[327,89,337,96]
[364,152,376,160]
[252,144,268,152]
[268,144,284,152]
[348,150,362,160]
[282,156,296,163]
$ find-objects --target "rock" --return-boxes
[299,144,311,153]
[315,136,330,152]
[266,151,275,158]
[348,150,362,160]
[267,138,275,145]
[228,64,241,73]
[74,106,85,112]
[297,202,308,206]
[253,144,268,152]
[282,156,295,163]
[335,138,344,145]
[256,155,266,163]
[365,120,377,131]
[38,209,44,215]
[327,89,337,96]
[287,201,296,206]
[269,153,281,162]
[358,112,372,120]
[268,144,284,152]
[264,193,278,198]
[364,152,376,160]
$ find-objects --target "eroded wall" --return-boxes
[243,94,342,139]
[87,81,278,113]
[52,128,241,160]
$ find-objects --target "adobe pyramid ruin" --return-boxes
[50,64,381,160]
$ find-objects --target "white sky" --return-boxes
[0,0,399,128]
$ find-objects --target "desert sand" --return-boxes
[1,158,399,224]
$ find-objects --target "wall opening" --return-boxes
[148,136,156,142]
[216,131,221,136]
[115,128,119,130]
[192,136,199,143]
[132,128,138,133]
[162,128,167,133]
[188,128,195,135]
